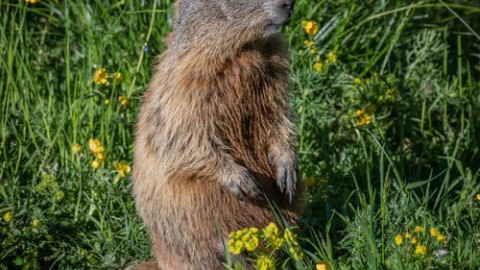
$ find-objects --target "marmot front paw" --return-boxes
[224,170,262,200]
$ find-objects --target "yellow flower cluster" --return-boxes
[94,68,123,86]
[301,21,338,73]
[284,228,304,261]
[283,228,298,246]
[262,223,284,250]
[257,255,275,270]
[22,0,40,3]
[228,227,259,254]
[355,105,376,126]
[74,139,131,178]
[89,139,106,169]
[93,68,129,109]
[395,225,448,257]
[228,223,303,263]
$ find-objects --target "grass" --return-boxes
[1,0,479,269]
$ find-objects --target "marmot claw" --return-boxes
[276,164,297,202]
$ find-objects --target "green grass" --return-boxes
[1,0,479,269]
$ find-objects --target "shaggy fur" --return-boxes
[131,0,301,269]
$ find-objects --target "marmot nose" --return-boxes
[281,0,295,19]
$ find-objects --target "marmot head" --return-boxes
[173,0,296,46]
[213,0,295,34]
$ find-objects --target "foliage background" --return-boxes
[0,0,479,269]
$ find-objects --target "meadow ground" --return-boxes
[1,0,480,269]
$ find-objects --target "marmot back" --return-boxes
[131,0,301,269]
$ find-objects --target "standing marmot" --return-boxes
[132,0,301,269]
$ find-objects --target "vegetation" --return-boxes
[1,0,479,269]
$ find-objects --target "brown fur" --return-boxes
[132,0,301,269]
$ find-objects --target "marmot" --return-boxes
[131,0,301,269]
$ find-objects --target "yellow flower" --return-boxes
[313,62,323,72]
[476,194,480,201]
[228,238,244,255]
[316,262,330,270]
[244,235,259,251]
[429,227,446,242]
[257,256,275,270]
[112,72,123,86]
[354,77,362,85]
[414,226,424,233]
[414,244,427,256]
[395,234,403,245]
[104,99,110,105]
[97,152,106,161]
[114,161,131,178]
[303,20,319,36]
[326,52,337,63]
[32,219,41,228]
[3,211,13,222]
[309,48,319,55]
[304,40,315,48]
[94,68,108,85]
[88,139,104,154]
[410,237,419,245]
[404,232,411,239]
[429,227,440,238]
[91,160,101,169]
[118,95,129,110]
[113,72,123,85]
[72,143,82,154]
[263,223,279,238]
[25,0,40,3]
[304,177,316,187]
[436,233,446,242]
